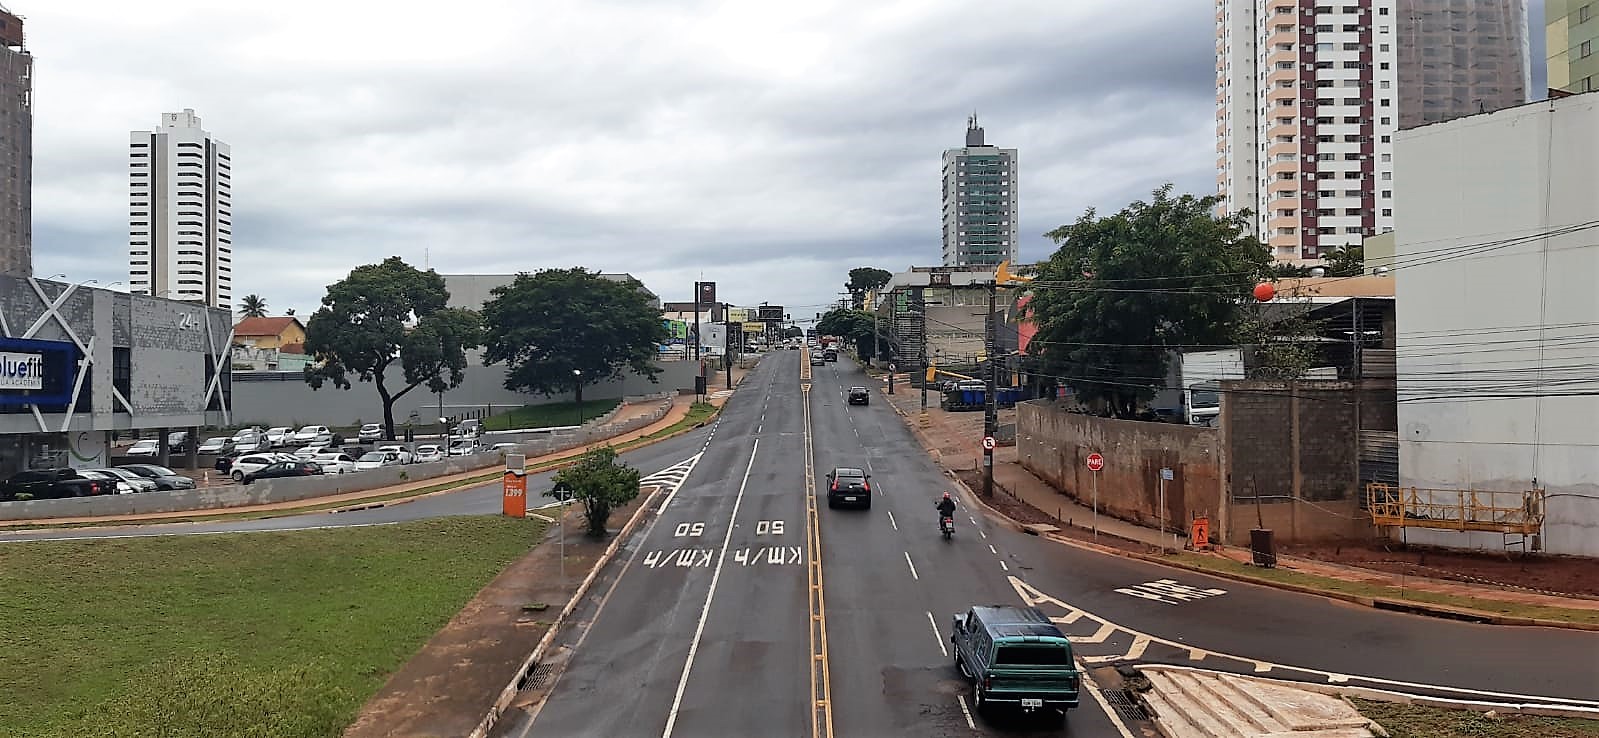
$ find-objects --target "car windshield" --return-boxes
[131,440,156,447]
[203,437,227,445]
[417,446,439,453]
[994,645,1072,665]
[834,468,864,479]
[298,427,319,433]
[140,466,177,477]
[358,453,386,462]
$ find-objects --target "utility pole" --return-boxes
[915,287,928,411]
[871,299,879,368]
[692,281,702,362]
[982,279,997,498]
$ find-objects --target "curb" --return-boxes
[469,482,665,738]
[896,406,1599,633]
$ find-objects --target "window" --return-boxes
[1581,4,1593,23]
[1315,24,1333,32]
[1380,80,1390,89]
[1379,6,1389,14]
[1381,190,1392,198]
[1381,153,1391,162]
[994,646,1072,666]
[1380,62,1390,70]
[1582,40,1593,59]
[1344,171,1361,179]
[1381,172,1392,181]
[1380,99,1391,107]
[1382,208,1392,216]
[1344,208,1361,216]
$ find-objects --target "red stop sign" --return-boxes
[1086,453,1105,472]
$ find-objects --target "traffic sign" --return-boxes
[1086,453,1105,472]
[1161,467,1174,481]
[982,436,996,451]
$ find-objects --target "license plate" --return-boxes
[844,496,857,502]
[1021,698,1042,709]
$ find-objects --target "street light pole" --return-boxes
[983,279,997,498]
[573,369,584,427]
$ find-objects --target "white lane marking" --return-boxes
[926,611,948,657]
[756,422,762,433]
[662,438,760,738]
[1000,561,1009,572]
[955,695,976,730]
[886,510,898,531]
[968,515,977,526]
[1078,660,1137,738]
[978,530,987,540]
[988,544,997,555]
[1126,635,1152,660]
[903,551,919,581]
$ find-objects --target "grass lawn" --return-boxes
[481,398,622,432]
[613,402,718,452]
[1354,699,1599,738]
[1169,552,1599,626]
[0,516,547,738]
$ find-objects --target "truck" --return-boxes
[951,605,1080,720]
[1179,349,1245,427]
[0,468,117,501]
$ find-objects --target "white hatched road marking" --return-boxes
[646,453,705,514]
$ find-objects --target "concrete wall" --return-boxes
[230,360,703,429]
[1394,95,1599,556]
[0,396,678,521]
[1017,400,1223,537]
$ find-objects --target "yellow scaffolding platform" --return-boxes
[1366,484,1545,535]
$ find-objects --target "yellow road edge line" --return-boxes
[801,382,833,738]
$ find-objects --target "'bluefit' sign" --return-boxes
[0,351,44,390]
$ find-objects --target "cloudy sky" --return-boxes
[27,1,1544,320]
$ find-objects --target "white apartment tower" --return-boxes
[129,109,233,309]
[1216,0,1398,263]
[941,116,1018,268]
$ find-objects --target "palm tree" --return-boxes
[239,294,268,318]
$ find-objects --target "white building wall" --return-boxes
[129,109,232,310]
[1394,94,1599,556]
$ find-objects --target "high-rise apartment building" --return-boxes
[129,109,233,309]
[1396,0,1530,128]
[941,116,1018,268]
[1548,0,1599,95]
[0,6,30,278]
[1216,0,1399,263]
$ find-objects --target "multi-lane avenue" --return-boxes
[8,350,1595,736]
[496,350,1599,737]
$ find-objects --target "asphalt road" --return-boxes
[501,350,1598,738]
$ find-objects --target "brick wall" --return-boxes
[1017,401,1223,534]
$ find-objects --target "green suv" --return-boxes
[950,605,1080,720]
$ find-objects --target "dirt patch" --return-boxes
[1279,540,1599,598]
[342,495,649,738]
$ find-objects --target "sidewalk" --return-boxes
[1,394,719,529]
[879,385,1599,616]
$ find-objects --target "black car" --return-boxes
[825,467,871,509]
[0,469,116,501]
[242,460,324,485]
[117,464,197,491]
[215,449,246,472]
[847,387,870,405]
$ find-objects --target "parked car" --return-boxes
[0,469,116,500]
[291,425,330,444]
[125,439,159,457]
[357,423,384,442]
[264,426,294,447]
[950,605,1080,720]
[848,387,870,406]
[167,431,192,454]
[76,469,139,495]
[293,443,332,460]
[824,466,871,509]
[196,436,235,455]
[824,348,838,362]
[412,444,444,463]
[88,467,159,493]
[450,419,482,439]
[309,452,358,474]
[376,445,416,464]
[448,439,479,456]
[232,432,270,453]
[242,460,323,484]
[231,426,265,441]
[489,442,520,452]
[117,464,196,491]
[227,453,297,482]
[353,451,407,471]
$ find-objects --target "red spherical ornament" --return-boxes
[1253,282,1276,302]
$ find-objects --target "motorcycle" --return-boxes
[940,515,955,540]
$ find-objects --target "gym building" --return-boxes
[0,274,232,478]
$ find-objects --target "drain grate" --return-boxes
[518,662,557,692]
[1101,689,1150,723]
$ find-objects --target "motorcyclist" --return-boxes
[936,491,957,529]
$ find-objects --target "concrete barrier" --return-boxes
[0,396,678,521]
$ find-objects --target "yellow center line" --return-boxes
[802,381,833,738]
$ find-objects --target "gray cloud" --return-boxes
[29,0,1217,317]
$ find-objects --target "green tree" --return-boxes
[238,294,268,319]
[1029,185,1271,418]
[550,446,641,537]
[817,308,892,361]
[845,267,893,309]
[1323,245,1364,277]
[782,326,803,339]
[481,268,668,409]
[303,257,482,440]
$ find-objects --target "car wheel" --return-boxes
[974,684,989,715]
[862,498,872,510]
[826,497,836,509]
[231,470,244,482]
[955,654,970,679]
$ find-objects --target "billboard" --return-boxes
[0,337,79,407]
[727,307,752,324]
[663,319,689,342]
[757,305,784,322]
[696,282,717,305]
[0,351,44,390]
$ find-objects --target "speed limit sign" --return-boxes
[982,436,996,451]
